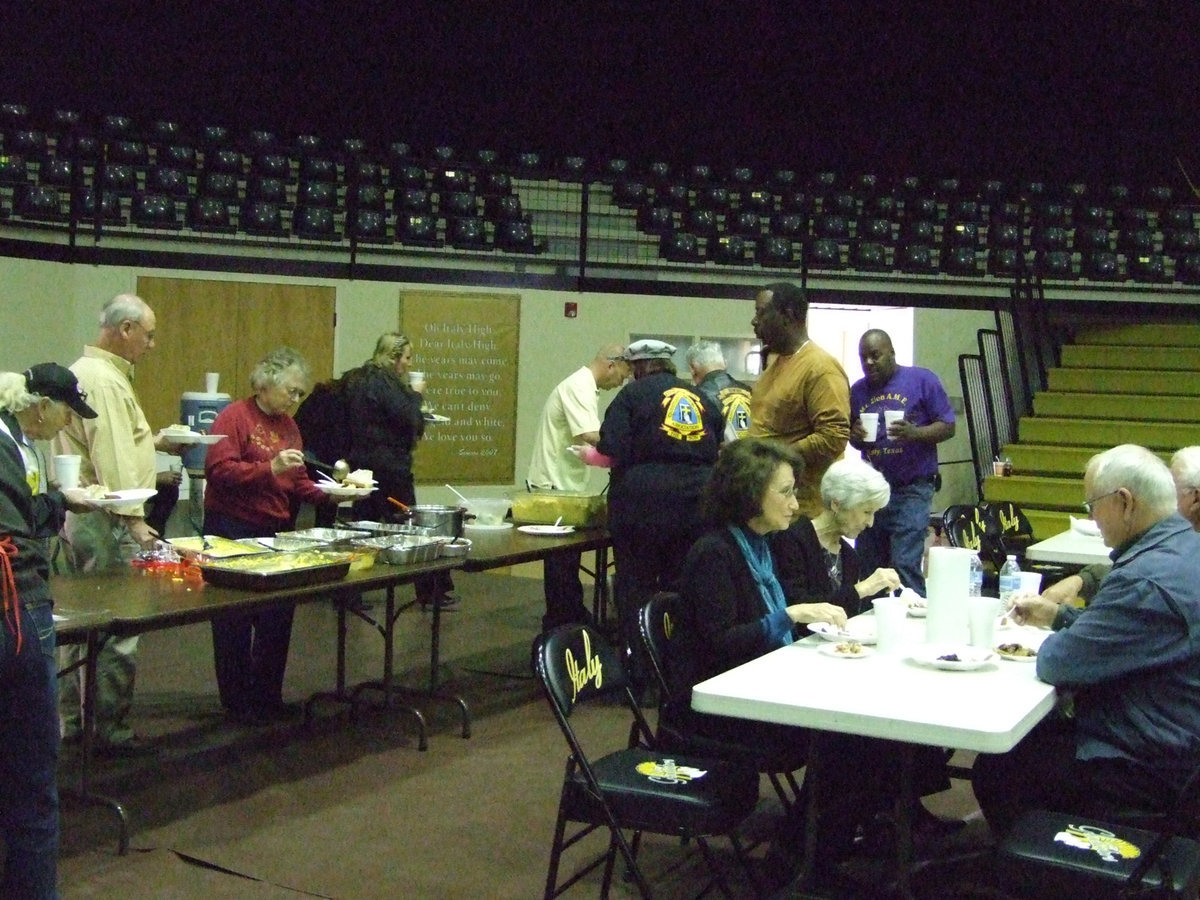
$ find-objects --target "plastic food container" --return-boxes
[462,497,510,526]
[511,492,607,527]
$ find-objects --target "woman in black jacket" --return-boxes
[343,332,455,608]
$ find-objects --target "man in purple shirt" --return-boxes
[848,329,955,594]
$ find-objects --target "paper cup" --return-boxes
[872,595,908,654]
[1018,571,1043,595]
[204,372,219,393]
[409,371,426,393]
[992,461,1006,476]
[883,409,905,429]
[54,454,81,490]
[859,412,880,442]
[968,595,1001,648]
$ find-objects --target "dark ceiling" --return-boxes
[2,1,1198,188]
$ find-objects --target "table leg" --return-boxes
[59,631,130,855]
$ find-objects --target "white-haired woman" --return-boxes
[771,456,902,614]
[0,363,98,897]
[205,347,337,726]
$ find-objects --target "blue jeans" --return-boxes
[1,602,60,899]
[855,478,935,595]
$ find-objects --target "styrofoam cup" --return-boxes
[409,371,426,393]
[968,595,1001,648]
[872,595,908,653]
[884,409,905,428]
[54,454,81,490]
[204,372,219,393]
[1018,571,1043,595]
[859,412,880,442]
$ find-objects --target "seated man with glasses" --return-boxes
[973,444,1200,835]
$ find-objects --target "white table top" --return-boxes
[691,617,1057,754]
[1025,527,1112,566]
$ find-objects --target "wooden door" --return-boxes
[135,277,335,429]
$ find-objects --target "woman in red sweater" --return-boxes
[204,347,337,726]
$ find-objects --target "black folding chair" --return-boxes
[996,760,1200,898]
[532,625,761,899]
[638,592,805,813]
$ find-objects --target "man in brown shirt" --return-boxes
[748,282,850,518]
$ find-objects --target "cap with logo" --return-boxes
[24,363,98,419]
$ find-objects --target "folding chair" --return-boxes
[638,592,805,813]
[532,625,761,899]
[981,500,1075,585]
[996,760,1200,898]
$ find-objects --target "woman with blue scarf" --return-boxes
[665,438,847,735]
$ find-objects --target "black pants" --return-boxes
[542,551,590,632]
[205,509,295,714]
[972,714,1179,837]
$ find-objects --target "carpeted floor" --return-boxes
[46,571,1010,899]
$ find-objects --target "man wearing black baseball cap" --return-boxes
[23,362,98,420]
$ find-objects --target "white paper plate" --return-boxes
[808,621,877,645]
[909,645,996,671]
[464,522,514,532]
[89,488,158,508]
[907,604,928,618]
[423,413,451,423]
[819,643,874,660]
[1070,515,1102,537]
[518,524,575,536]
[316,484,375,499]
[160,431,225,445]
[995,644,1039,662]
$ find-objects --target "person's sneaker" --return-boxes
[419,593,461,611]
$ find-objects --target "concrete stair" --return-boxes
[984,322,1199,539]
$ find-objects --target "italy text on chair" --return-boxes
[532,625,760,899]
[639,592,805,813]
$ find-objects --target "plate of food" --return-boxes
[158,426,225,445]
[909,645,996,671]
[808,621,877,645]
[819,641,873,659]
[423,413,451,423]
[995,642,1038,662]
[87,487,158,508]
[517,524,576,536]
[316,483,376,499]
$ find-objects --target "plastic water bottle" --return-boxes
[968,552,984,597]
[998,554,1021,603]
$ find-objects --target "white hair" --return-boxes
[1088,444,1177,518]
[99,293,151,329]
[685,340,726,370]
[249,347,312,391]
[1171,446,1200,491]
[821,457,891,510]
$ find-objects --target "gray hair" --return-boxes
[0,371,37,413]
[821,457,891,510]
[1170,446,1200,491]
[1088,444,1177,518]
[249,347,312,391]
[685,340,726,370]
[99,293,151,329]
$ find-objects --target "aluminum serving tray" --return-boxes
[378,536,441,565]
[198,550,352,591]
[275,527,371,549]
[341,521,437,539]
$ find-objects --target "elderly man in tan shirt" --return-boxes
[55,293,179,755]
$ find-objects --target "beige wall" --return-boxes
[0,257,993,507]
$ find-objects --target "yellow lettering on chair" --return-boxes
[564,630,604,701]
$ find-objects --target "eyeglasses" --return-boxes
[284,387,306,401]
[1082,488,1121,515]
